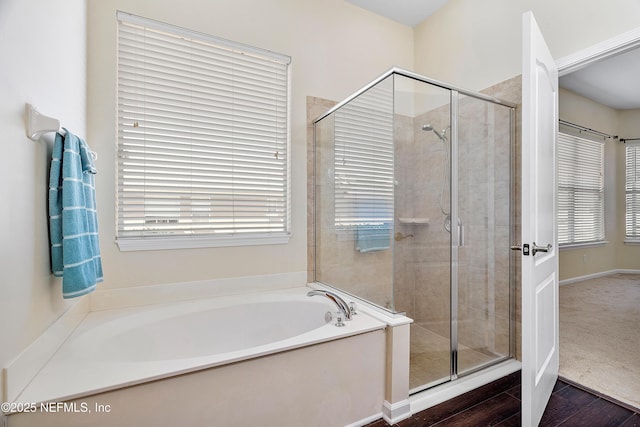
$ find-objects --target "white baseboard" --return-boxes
[89,271,308,311]
[382,399,412,424]
[2,297,89,403]
[616,269,640,274]
[559,269,640,286]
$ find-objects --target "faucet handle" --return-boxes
[335,311,346,327]
[349,301,358,315]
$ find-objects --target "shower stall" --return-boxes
[313,68,516,393]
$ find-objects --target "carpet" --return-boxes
[559,273,640,410]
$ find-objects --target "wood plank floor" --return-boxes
[366,371,640,426]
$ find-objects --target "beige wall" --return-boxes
[87,0,414,289]
[414,0,640,92]
[0,0,86,380]
[558,88,640,280]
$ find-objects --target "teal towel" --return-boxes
[49,129,103,298]
[355,226,391,253]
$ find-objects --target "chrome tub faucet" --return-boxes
[307,289,353,326]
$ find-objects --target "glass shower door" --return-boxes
[455,94,513,375]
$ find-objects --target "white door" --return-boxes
[521,11,559,427]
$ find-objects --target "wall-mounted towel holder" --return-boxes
[25,103,97,160]
[26,103,65,141]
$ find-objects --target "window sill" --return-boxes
[116,233,291,251]
[559,241,608,251]
[624,239,640,245]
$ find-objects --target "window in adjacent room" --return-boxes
[625,142,640,241]
[557,131,605,246]
[116,12,291,251]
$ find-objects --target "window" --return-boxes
[626,143,640,240]
[333,80,394,230]
[557,132,604,246]
[116,12,291,251]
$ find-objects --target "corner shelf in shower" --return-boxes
[398,217,430,225]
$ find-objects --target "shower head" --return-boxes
[421,124,446,141]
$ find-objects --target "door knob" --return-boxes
[512,243,551,256]
[532,242,552,255]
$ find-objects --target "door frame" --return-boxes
[556,26,640,76]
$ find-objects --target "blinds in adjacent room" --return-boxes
[626,143,640,239]
[333,80,394,229]
[116,12,291,249]
[557,132,604,245]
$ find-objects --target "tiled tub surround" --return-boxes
[308,74,523,392]
[4,285,391,427]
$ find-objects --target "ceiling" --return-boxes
[345,0,640,110]
[345,0,448,27]
[560,47,640,110]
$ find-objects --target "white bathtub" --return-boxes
[15,286,386,406]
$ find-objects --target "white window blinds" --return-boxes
[557,132,604,245]
[333,81,394,229]
[116,12,291,250]
[626,143,640,239]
